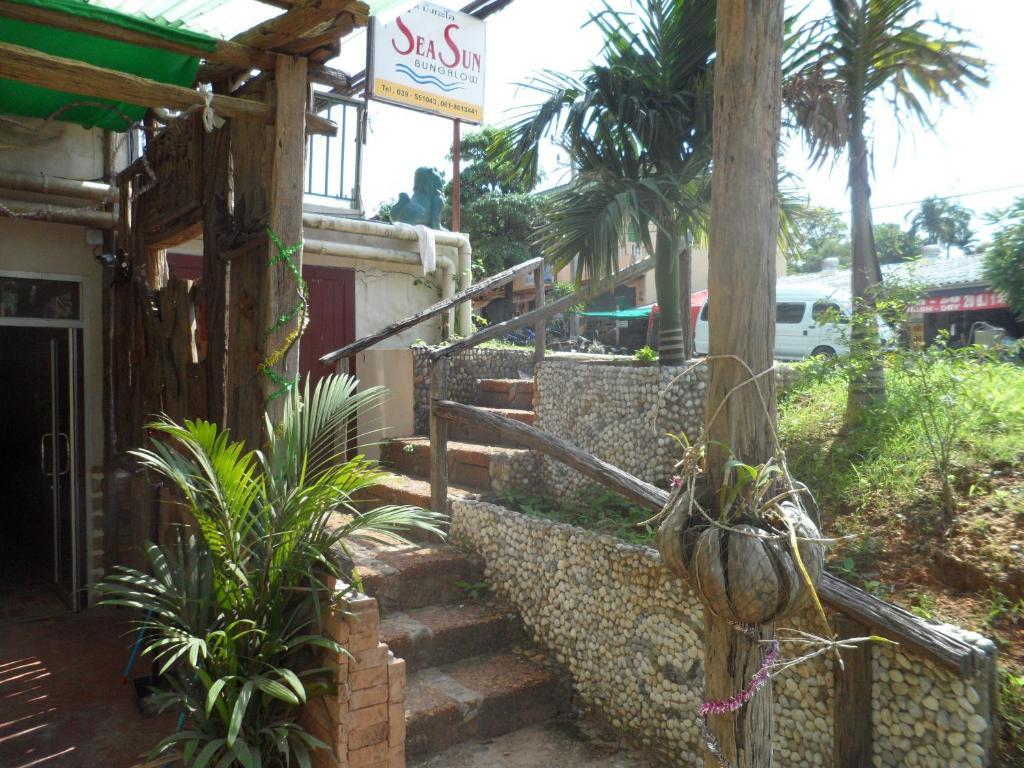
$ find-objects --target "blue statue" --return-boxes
[390,167,445,230]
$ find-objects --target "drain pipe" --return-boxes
[302,212,472,335]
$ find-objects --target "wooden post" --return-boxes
[702,0,784,766]
[833,614,873,768]
[429,357,450,514]
[263,53,309,425]
[533,264,545,365]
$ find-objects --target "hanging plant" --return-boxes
[657,457,825,626]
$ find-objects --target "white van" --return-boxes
[693,285,888,361]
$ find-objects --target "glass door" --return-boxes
[45,329,82,610]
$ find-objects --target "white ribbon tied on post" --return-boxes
[198,83,226,132]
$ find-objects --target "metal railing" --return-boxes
[305,94,363,210]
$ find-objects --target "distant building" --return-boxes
[780,254,1021,346]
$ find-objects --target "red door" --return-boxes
[167,254,356,388]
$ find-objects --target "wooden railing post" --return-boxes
[533,264,545,365]
[832,613,873,768]
[429,357,450,513]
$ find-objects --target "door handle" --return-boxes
[40,432,53,475]
[57,433,70,476]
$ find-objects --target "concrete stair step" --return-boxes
[405,651,563,760]
[381,437,532,492]
[475,378,535,410]
[355,543,485,612]
[449,407,536,445]
[381,601,523,673]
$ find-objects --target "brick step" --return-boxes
[381,602,523,673]
[449,407,535,445]
[405,651,563,760]
[362,472,478,512]
[474,378,535,410]
[355,544,485,612]
[381,437,531,493]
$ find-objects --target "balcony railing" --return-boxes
[305,94,363,211]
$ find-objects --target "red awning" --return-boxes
[911,290,1006,314]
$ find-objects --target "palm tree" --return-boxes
[908,195,975,257]
[785,0,987,421]
[99,375,444,766]
[494,0,716,365]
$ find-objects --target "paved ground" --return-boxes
[0,607,175,768]
[410,720,658,768]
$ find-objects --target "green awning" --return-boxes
[580,304,656,320]
[0,0,218,131]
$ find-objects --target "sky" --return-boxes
[337,0,1024,243]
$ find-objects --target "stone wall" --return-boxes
[411,346,535,433]
[535,358,799,501]
[535,359,707,500]
[450,499,997,768]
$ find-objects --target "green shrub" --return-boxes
[99,375,444,767]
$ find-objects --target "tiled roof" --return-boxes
[780,254,989,294]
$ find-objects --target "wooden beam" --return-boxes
[431,400,978,675]
[0,42,336,135]
[533,263,546,365]
[832,614,873,768]
[430,359,451,513]
[431,257,656,361]
[0,0,276,70]
[320,256,544,364]
[434,400,667,511]
[235,0,367,51]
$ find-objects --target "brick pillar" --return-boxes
[303,585,406,768]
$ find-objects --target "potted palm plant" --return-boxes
[99,374,444,767]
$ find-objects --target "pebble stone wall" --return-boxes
[410,346,535,433]
[535,359,708,500]
[535,358,798,501]
[450,499,997,768]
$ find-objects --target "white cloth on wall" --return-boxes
[396,222,437,275]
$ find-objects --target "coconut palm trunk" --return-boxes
[702,0,784,764]
[847,114,887,418]
[656,227,686,365]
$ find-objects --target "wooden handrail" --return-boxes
[430,257,656,362]
[319,256,544,365]
[432,399,979,676]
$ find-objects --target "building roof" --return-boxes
[780,254,989,294]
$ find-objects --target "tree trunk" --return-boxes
[679,242,694,361]
[656,227,685,365]
[846,117,886,424]
[703,0,783,765]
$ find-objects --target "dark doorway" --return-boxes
[0,326,84,614]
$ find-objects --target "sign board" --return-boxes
[369,2,486,123]
[910,290,1007,314]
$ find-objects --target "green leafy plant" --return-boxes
[634,346,658,363]
[997,668,1024,764]
[909,592,937,620]
[98,375,445,767]
[456,580,489,600]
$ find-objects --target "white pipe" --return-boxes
[303,212,473,334]
[0,197,116,228]
[302,236,455,273]
[0,169,114,202]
